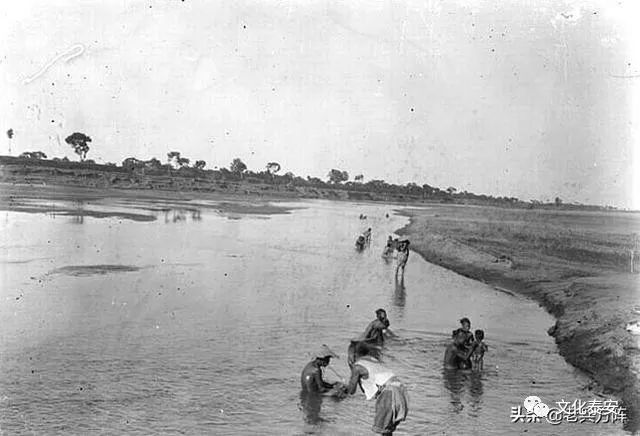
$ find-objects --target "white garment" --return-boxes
[355,358,395,400]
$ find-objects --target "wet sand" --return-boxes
[0,184,296,220]
[396,205,640,433]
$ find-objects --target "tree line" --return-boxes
[10,130,588,208]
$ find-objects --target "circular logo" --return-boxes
[533,402,550,417]
[523,396,542,413]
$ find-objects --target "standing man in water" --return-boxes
[362,308,391,346]
[363,227,372,245]
[300,345,342,394]
[444,330,477,369]
[395,239,410,279]
[340,356,409,435]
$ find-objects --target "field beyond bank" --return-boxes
[396,205,640,433]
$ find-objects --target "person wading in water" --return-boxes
[339,356,409,435]
[395,239,410,280]
[300,345,343,394]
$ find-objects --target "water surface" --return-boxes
[0,199,626,435]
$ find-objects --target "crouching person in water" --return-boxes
[340,356,409,435]
[301,345,343,394]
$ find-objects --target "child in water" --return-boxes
[471,329,488,371]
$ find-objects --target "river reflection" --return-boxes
[163,208,202,223]
[443,369,485,416]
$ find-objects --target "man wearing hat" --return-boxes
[300,344,343,394]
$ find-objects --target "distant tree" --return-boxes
[446,186,457,195]
[283,171,295,183]
[194,160,206,170]
[354,174,364,183]
[555,196,563,206]
[167,151,181,168]
[422,184,436,197]
[266,162,281,175]
[6,128,13,154]
[145,158,163,170]
[65,132,92,161]
[122,157,144,171]
[177,157,190,168]
[327,169,349,184]
[307,176,324,186]
[366,179,388,192]
[19,151,47,159]
[230,158,247,176]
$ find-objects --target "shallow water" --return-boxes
[0,199,627,435]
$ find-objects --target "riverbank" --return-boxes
[0,184,298,220]
[396,205,640,433]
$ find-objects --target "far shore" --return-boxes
[395,205,640,433]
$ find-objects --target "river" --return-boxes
[0,198,626,435]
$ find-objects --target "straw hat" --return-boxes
[314,344,339,359]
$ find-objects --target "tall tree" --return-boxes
[230,158,247,176]
[194,160,206,170]
[167,151,181,168]
[65,132,92,161]
[354,174,364,182]
[266,162,281,175]
[327,169,348,184]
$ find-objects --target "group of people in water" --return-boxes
[301,308,489,434]
[355,228,410,282]
[444,317,488,371]
[300,215,489,434]
[301,309,408,435]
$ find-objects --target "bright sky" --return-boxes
[1,0,638,208]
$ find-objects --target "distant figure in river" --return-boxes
[301,345,344,394]
[395,239,410,279]
[338,355,409,435]
[444,330,477,370]
[362,308,392,346]
[363,228,372,245]
[382,236,394,257]
[356,235,366,251]
[471,329,488,371]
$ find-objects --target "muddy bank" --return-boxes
[396,206,640,433]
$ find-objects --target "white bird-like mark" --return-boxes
[23,43,85,85]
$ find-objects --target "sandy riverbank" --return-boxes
[0,184,298,220]
[396,205,640,433]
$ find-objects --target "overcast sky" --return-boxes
[1,0,638,208]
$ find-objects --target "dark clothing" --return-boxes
[373,378,409,435]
